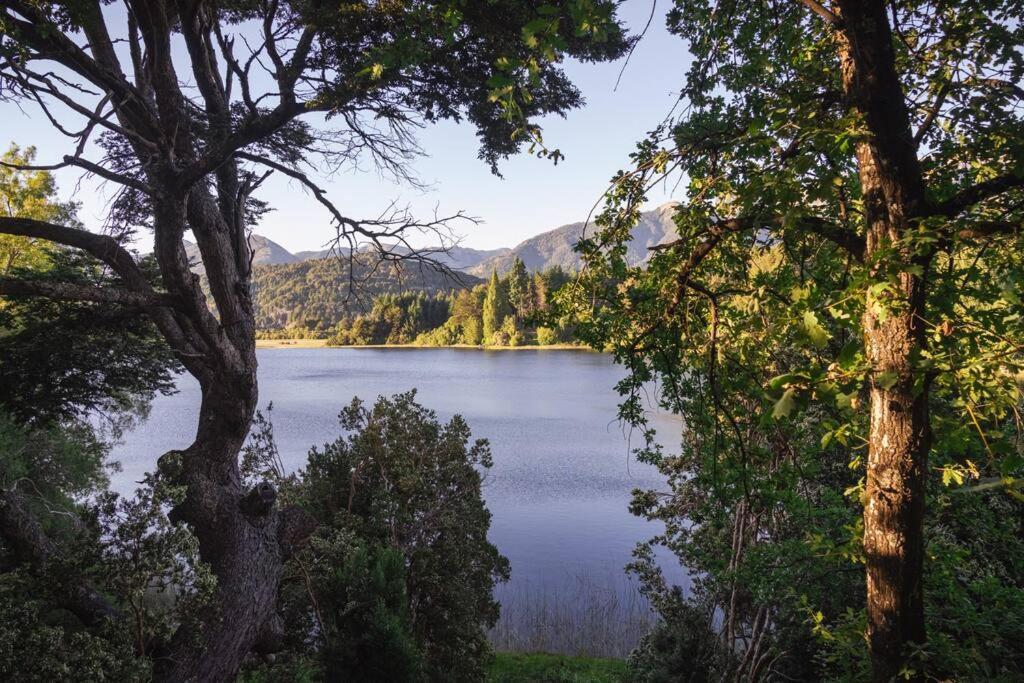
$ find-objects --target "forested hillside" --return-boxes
[250,255,482,334]
[329,261,573,346]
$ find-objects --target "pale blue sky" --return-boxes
[2,2,689,253]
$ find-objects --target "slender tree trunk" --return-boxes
[835,2,932,680]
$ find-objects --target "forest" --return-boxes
[323,261,576,347]
[0,1,1023,683]
[248,255,483,335]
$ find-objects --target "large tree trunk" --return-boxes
[144,188,314,681]
[835,2,932,680]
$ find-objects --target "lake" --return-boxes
[111,348,685,654]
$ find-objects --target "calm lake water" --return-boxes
[111,348,684,649]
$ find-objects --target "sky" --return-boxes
[2,2,691,253]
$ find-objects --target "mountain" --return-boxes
[466,202,679,276]
[187,204,677,331]
[292,244,509,270]
[251,255,483,331]
[185,234,297,273]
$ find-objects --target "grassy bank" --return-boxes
[256,339,592,351]
[488,652,627,682]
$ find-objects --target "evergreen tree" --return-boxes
[507,257,531,320]
[482,270,508,341]
[532,271,548,312]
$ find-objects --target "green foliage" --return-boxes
[0,450,215,681]
[250,256,481,334]
[506,257,533,321]
[564,1,1024,679]
[0,160,206,679]
[487,652,627,683]
[325,265,577,347]
[248,392,509,682]
[0,251,179,426]
[482,270,511,341]
[315,536,424,682]
[0,590,147,682]
[329,292,451,345]
[491,315,522,347]
[0,412,108,500]
[304,0,630,171]
[462,314,484,345]
[536,326,558,346]
[626,602,724,683]
[0,144,78,275]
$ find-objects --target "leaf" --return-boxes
[941,466,964,487]
[802,311,830,348]
[772,387,797,419]
[837,341,859,370]
[769,373,801,391]
[876,371,899,390]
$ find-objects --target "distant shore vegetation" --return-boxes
[256,259,581,348]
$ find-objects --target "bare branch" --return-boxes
[932,172,1024,218]
[0,277,177,308]
[797,0,843,27]
[0,217,149,288]
[0,3,157,137]
[182,99,317,185]
[653,214,865,261]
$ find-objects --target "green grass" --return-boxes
[487,652,628,683]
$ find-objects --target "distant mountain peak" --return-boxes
[466,203,679,276]
[184,203,679,277]
[184,234,296,273]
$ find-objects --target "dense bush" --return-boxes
[535,326,558,346]
[244,392,509,682]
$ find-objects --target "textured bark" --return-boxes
[836,2,932,680]
[0,3,316,678]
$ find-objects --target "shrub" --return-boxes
[249,392,509,682]
[462,316,483,345]
[535,326,558,346]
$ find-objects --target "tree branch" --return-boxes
[0,277,177,308]
[0,3,157,139]
[931,172,1024,217]
[797,0,843,27]
[653,214,865,261]
[954,220,1022,240]
[182,99,318,186]
[0,218,150,288]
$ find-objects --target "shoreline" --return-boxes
[255,339,593,352]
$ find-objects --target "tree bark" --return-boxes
[836,2,932,680]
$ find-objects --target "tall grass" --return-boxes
[489,572,655,658]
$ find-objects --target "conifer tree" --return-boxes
[507,257,531,320]
[482,270,508,341]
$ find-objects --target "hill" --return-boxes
[293,244,509,270]
[251,255,482,331]
[185,234,296,273]
[467,202,678,276]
